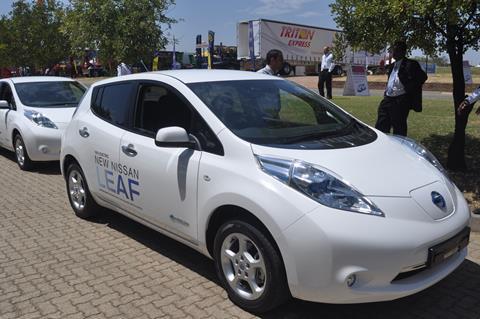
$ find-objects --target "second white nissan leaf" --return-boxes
[0,76,86,170]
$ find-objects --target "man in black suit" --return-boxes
[375,41,428,136]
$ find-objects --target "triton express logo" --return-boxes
[94,151,140,202]
[280,26,315,48]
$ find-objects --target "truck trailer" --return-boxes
[237,19,386,75]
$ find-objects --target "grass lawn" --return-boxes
[345,73,480,84]
[332,96,479,213]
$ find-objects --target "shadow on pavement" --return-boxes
[91,209,220,284]
[0,147,16,162]
[263,259,480,318]
[31,161,61,175]
[90,209,480,318]
[0,147,61,175]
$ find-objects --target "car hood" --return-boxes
[251,132,444,197]
[23,106,76,124]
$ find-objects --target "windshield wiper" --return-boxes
[47,102,78,106]
[282,120,357,144]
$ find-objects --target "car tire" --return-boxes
[281,62,292,76]
[333,65,343,76]
[66,162,99,219]
[14,134,34,171]
[213,220,290,313]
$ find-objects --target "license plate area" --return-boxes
[427,227,470,268]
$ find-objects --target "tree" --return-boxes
[0,0,68,72]
[7,0,33,68]
[0,17,13,68]
[331,0,480,171]
[332,32,349,64]
[30,0,69,70]
[62,0,176,71]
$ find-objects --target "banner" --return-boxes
[208,31,215,69]
[248,21,256,71]
[343,64,370,96]
[464,60,472,84]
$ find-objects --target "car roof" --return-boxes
[157,70,283,83]
[93,70,283,87]
[8,76,77,84]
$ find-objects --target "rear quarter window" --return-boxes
[91,82,135,127]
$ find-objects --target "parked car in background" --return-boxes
[0,77,86,170]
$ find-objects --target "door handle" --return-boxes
[79,127,89,138]
[121,144,137,157]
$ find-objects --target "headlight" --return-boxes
[24,110,58,129]
[391,135,445,174]
[256,156,384,217]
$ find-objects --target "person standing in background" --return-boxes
[318,46,334,99]
[458,86,480,116]
[375,40,427,136]
[257,49,284,76]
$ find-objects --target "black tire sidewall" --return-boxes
[66,163,97,219]
[213,220,289,313]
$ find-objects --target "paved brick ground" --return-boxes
[0,148,479,319]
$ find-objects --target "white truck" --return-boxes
[237,19,386,75]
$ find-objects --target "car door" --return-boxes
[118,81,205,241]
[75,81,136,209]
[0,82,17,148]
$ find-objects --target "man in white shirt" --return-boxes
[117,62,132,76]
[318,46,335,99]
[458,87,480,116]
[257,49,284,75]
[257,49,284,117]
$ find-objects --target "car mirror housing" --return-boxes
[155,126,196,148]
[0,100,10,109]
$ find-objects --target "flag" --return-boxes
[208,31,215,69]
[248,21,255,71]
[172,36,177,70]
[153,49,159,71]
[196,35,202,69]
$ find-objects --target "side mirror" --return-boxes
[0,100,10,109]
[155,126,196,148]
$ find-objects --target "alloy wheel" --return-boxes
[15,138,25,167]
[220,232,267,301]
[68,169,86,211]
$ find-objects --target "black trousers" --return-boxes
[318,69,332,99]
[375,95,411,136]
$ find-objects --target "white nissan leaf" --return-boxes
[60,70,470,313]
[0,77,86,170]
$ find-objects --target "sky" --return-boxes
[1,0,479,65]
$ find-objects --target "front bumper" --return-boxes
[282,184,471,304]
[24,125,65,161]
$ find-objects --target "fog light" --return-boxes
[39,145,49,154]
[346,274,356,287]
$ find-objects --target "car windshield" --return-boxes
[15,81,86,107]
[188,79,354,145]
